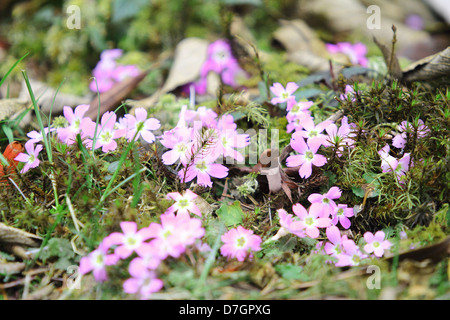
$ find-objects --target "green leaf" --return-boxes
[216,201,245,227]
[275,264,309,281]
[112,0,149,23]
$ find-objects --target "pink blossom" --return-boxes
[335,239,368,267]
[378,144,397,172]
[26,127,56,144]
[326,42,368,67]
[113,65,140,82]
[293,203,331,238]
[105,221,153,259]
[220,226,262,262]
[123,108,160,143]
[79,241,119,282]
[308,186,342,218]
[286,137,327,179]
[270,82,298,105]
[363,231,392,257]
[14,140,43,173]
[82,111,125,152]
[57,104,91,145]
[339,85,357,101]
[123,263,163,300]
[201,39,236,76]
[165,189,202,217]
[324,116,354,153]
[160,126,193,166]
[392,119,429,149]
[179,157,229,187]
[271,208,306,240]
[286,100,313,123]
[324,226,348,257]
[184,106,218,128]
[331,204,354,229]
[291,115,331,147]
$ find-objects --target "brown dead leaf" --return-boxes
[127,38,209,112]
[0,222,42,247]
[402,46,450,85]
[86,70,149,120]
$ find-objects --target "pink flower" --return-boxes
[378,144,397,172]
[286,137,327,179]
[324,116,354,153]
[165,189,202,217]
[271,208,306,240]
[14,140,43,173]
[335,239,368,267]
[113,65,140,82]
[326,42,368,67]
[324,226,348,257]
[339,85,357,102]
[184,106,218,128]
[270,82,298,105]
[220,226,262,262]
[286,100,313,123]
[123,263,163,300]
[57,104,91,145]
[79,241,119,282]
[331,204,354,229]
[160,125,193,166]
[363,231,392,257]
[105,221,153,259]
[179,157,229,187]
[26,127,56,144]
[123,108,160,143]
[291,115,331,147]
[308,186,342,218]
[83,111,126,152]
[293,203,331,238]
[392,119,429,149]
[201,39,236,76]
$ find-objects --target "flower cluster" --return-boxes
[186,39,247,95]
[160,105,250,187]
[90,49,140,93]
[79,191,206,299]
[378,144,411,183]
[326,42,368,67]
[392,119,429,150]
[270,82,357,179]
[272,187,391,266]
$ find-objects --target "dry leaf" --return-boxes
[128,38,209,112]
[272,19,332,72]
[86,70,149,120]
[402,46,450,85]
[0,222,42,247]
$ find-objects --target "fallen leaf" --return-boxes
[402,46,450,86]
[0,222,42,247]
[86,70,149,120]
[385,236,450,264]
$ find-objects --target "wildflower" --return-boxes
[14,140,43,173]
[79,241,119,282]
[324,226,348,257]
[392,119,429,149]
[326,42,368,67]
[291,115,331,146]
[123,108,160,143]
[165,189,202,217]
[293,203,331,238]
[307,186,342,218]
[146,213,195,259]
[179,156,229,187]
[324,116,354,153]
[378,144,397,172]
[184,106,218,128]
[201,39,236,76]
[339,85,357,102]
[123,265,163,300]
[286,100,313,122]
[331,204,354,229]
[105,221,153,259]
[220,226,262,262]
[335,239,368,267]
[26,127,56,144]
[270,82,298,105]
[363,231,392,257]
[57,104,91,145]
[212,115,250,162]
[286,137,327,179]
[271,208,306,240]
[83,111,125,152]
[113,65,140,82]
[160,126,193,166]
[128,242,164,273]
